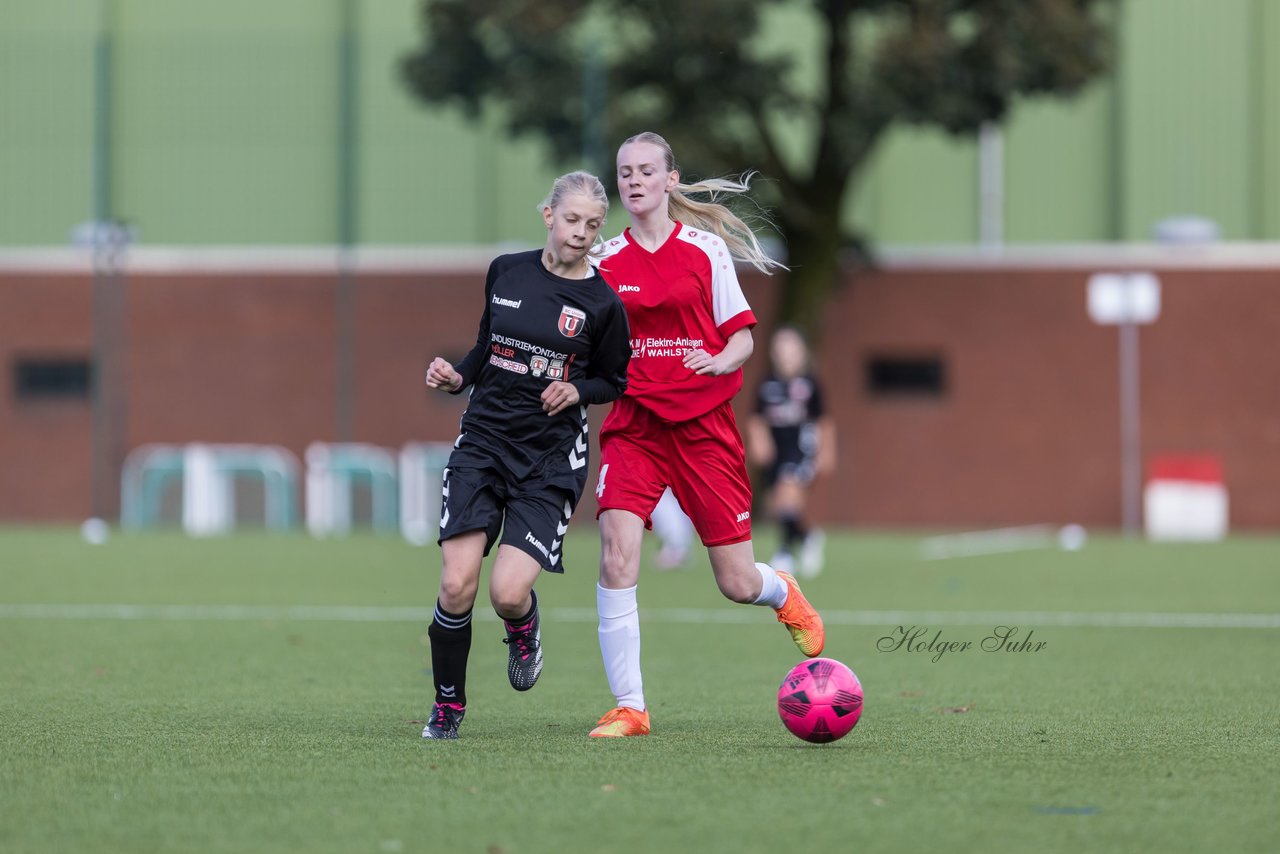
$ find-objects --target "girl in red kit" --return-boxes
[587,131,826,738]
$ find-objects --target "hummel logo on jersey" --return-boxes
[492,295,522,308]
[617,284,640,293]
[736,511,751,522]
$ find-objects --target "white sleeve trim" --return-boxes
[678,227,751,328]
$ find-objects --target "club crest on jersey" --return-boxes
[558,306,586,338]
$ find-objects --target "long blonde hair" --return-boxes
[620,131,786,275]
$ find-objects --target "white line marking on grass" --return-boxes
[0,603,1277,629]
[919,525,1089,560]
[834,610,1280,629]
[0,604,435,622]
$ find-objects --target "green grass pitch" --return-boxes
[1,527,1278,853]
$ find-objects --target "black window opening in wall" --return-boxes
[865,354,946,398]
[13,357,92,401]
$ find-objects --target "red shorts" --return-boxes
[594,397,753,547]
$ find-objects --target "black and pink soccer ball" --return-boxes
[777,657,863,743]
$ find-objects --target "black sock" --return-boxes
[428,601,472,707]
[781,515,807,554]
[505,589,538,630]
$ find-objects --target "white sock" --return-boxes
[752,562,789,609]
[597,584,645,711]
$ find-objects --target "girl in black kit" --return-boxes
[421,171,631,739]
[747,326,837,578]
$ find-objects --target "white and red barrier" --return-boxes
[1144,454,1228,541]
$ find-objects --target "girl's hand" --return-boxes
[684,348,728,376]
[685,329,753,376]
[425,357,461,392]
[541,380,580,415]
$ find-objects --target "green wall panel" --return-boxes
[357,0,559,246]
[1,0,1276,248]
[110,22,342,243]
[112,0,341,33]
[1259,0,1280,239]
[858,126,979,244]
[358,0,476,245]
[0,5,96,244]
[1119,0,1255,240]
[1004,83,1116,242]
[0,0,96,28]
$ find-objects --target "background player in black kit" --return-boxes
[747,326,837,578]
[420,171,631,740]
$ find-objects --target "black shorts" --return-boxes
[437,465,576,573]
[764,452,817,489]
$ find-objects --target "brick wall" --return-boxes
[3,253,1278,528]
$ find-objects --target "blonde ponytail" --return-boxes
[621,132,786,275]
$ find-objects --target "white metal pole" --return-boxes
[1119,321,1142,535]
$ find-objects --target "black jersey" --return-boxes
[448,250,631,497]
[755,372,825,462]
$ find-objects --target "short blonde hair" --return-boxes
[540,170,609,218]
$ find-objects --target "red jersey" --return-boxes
[595,222,757,422]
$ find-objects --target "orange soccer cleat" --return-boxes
[589,706,651,738]
[774,570,825,657]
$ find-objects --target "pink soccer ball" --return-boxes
[777,657,864,743]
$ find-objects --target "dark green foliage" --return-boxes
[402,0,1113,339]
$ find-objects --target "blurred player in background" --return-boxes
[747,326,837,577]
[588,131,826,738]
[650,487,693,570]
[420,171,631,740]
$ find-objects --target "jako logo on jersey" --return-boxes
[492,295,522,308]
[524,530,550,559]
[617,284,641,293]
[736,511,751,523]
[558,306,586,338]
